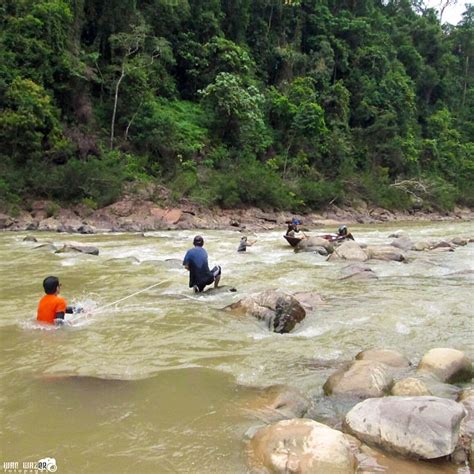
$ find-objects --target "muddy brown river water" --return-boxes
[0,222,473,473]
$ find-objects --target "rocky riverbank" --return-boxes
[0,198,473,233]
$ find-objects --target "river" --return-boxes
[0,222,473,473]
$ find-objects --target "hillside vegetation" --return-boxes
[1,0,473,212]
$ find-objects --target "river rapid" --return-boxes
[0,222,473,473]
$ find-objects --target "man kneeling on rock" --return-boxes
[183,235,221,293]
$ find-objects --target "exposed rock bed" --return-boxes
[1,199,473,233]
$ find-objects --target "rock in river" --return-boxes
[323,361,393,398]
[417,348,473,383]
[295,236,334,254]
[248,419,356,474]
[391,373,461,400]
[355,349,411,368]
[225,290,305,333]
[243,384,311,423]
[327,241,369,262]
[344,396,466,460]
[55,243,100,256]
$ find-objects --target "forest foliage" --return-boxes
[1,0,473,211]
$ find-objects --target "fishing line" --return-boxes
[69,279,170,322]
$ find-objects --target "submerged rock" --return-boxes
[417,348,473,383]
[339,264,377,281]
[292,291,325,311]
[451,237,468,246]
[391,374,461,400]
[55,243,99,256]
[323,361,393,398]
[366,245,406,262]
[225,290,305,333]
[23,235,38,242]
[243,384,311,422]
[33,243,59,252]
[344,396,465,460]
[248,419,356,474]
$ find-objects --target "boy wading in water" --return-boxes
[37,276,81,325]
[183,235,221,293]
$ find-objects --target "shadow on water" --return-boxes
[1,368,251,473]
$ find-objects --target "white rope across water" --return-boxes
[69,279,170,322]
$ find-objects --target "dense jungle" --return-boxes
[1,0,473,213]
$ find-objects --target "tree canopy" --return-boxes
[1,0,472,211]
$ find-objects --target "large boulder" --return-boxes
[248,419,356,474]
[355,349,410,368]
[344,396,466,459]
[327,241,368,262]
[295,236,334,253]
[323,361,393,398]
[243,385,311,423]
[417,348,473,383]
[225,290,305,333]
[366,245,406,262]
[55,243,100,256]
[391,374,461,400]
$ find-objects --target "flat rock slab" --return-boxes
[344,396,465,459]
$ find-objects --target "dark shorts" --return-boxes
[194,266,222,292]
[211,265,222,278]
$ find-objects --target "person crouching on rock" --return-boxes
[183,235,222,293]
[337,225,354,241]
[37,276,82,326]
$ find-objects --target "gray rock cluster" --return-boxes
[246,347,474,473]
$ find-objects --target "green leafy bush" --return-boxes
[297,179,342,209]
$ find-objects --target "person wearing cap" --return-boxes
[337,225,354,241]
[237,236,256,252]
[183,236,222,293]
[286,218,304,238]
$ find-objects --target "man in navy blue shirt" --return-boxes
[183,235,222,293]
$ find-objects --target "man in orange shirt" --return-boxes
[37,276,80,325]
